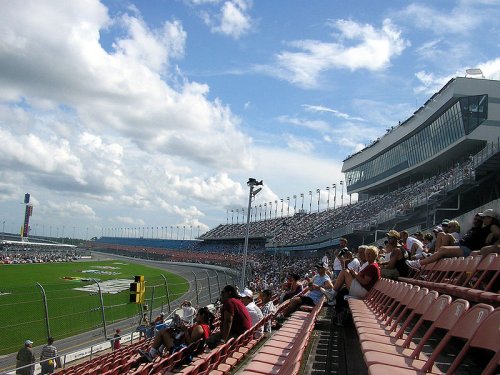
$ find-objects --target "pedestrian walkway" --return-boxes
[303,304,367,375]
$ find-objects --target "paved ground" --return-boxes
[304,305,367,375]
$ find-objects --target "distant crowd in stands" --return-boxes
[0,250,81,264]
[200,158,475,246]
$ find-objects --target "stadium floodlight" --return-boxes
[465,68,484,78]
[252,187,262,196]
[241,177,263,290]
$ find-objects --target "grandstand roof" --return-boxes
[342,77,500,195]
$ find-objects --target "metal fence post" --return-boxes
[160,274,172,313]
[36,282,51,339]
[215,270,221,295]
[192,272,199,306]
[204,270,212,303]
[92,279,108,339]
[150,286,156,316]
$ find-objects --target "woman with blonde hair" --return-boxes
[328,245,380,300]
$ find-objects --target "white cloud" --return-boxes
[115,216,145,226]
[303,104,365,121]
[399,2,494,35]
[276,115,332,133]
[41,201,97,219]
[195,0,254,39]
[252,147,344,198]
[285,134,315,153]
[114,15,186,72]
[258,18,409,88]
[276,114,382,155]
[414,57,500,95]
[0,1,257,232]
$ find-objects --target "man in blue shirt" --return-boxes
[280,261,333,318]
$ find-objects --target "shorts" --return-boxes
[349,279,368,298]
[460,246,472,257]
[299,296,316,306]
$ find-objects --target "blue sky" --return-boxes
[1,0,500,239]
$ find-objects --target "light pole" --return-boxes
[236,209,239,224]
[316,189,321,212]
[241,178,263,290]
[231,210,234,225]
[275,200,278,218]
[300,193,304,211]
[226,209,229,224]
[340,181,344,207]
[333,183,337,209]
[293,195,297,213]
[280,199,284,217]
[348,177,352,205]
[326,187,330,210]
[286,197,290,216]
[264,203,267,220]
[308,191,312,213]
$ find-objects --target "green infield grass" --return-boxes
[0,260,188,355]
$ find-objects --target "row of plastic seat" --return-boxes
[57,338,152,375]
[237,295,325,375]
[400,253,499,305]
[347,279,499,374]
[56,287,309,375]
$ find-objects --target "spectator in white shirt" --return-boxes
[239,288,264,338]
[260,289,276,333]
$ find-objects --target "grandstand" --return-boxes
[7,75,500,375]
[192,76,500,254]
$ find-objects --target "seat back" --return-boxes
[439,257,462,283]
[400,293,449,348]
[389,287,428,333]
[429,258,452,282]
[458,255,484,287]
[447,308,500,375]
[408,298,467,358]
[421,303,494,373]
[473,253,499,291]
[385,285,420,326]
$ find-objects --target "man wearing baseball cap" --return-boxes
[279,261,333,318]
[239,288,264,338]
[16,340,35,375]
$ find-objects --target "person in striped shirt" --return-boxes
[39,337,61,374]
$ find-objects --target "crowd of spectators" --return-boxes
[0,249,81,264]
[200,158,475,247]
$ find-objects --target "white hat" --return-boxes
[25,340,33,346]
[238,288,253,299]
[478,209,497,219]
